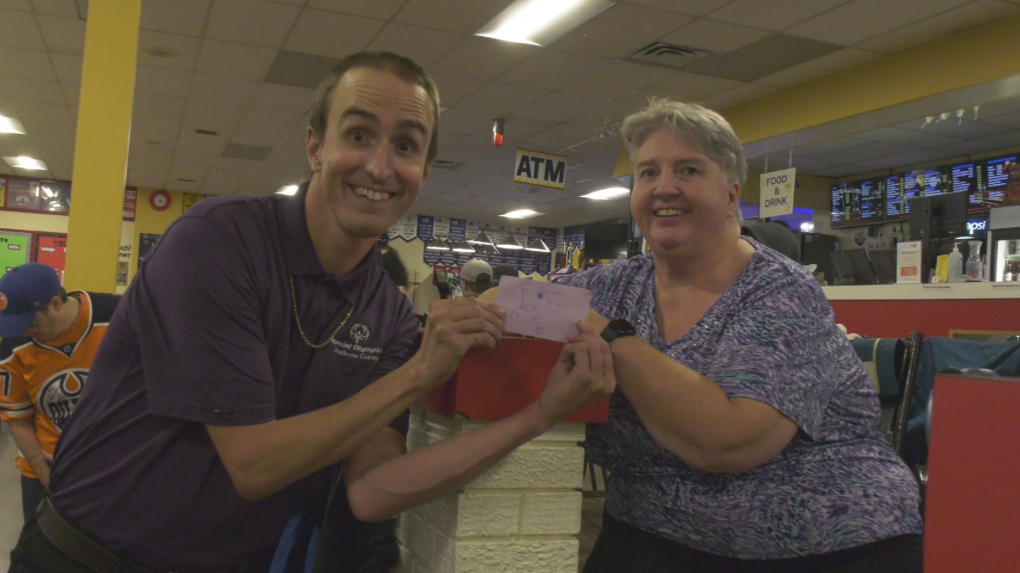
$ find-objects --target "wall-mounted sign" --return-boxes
[514,148,567,190]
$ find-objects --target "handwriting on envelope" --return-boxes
[495,276,593,342]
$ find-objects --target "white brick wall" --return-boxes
[399,407,587,573]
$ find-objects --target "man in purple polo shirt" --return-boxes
[10,51,615,573]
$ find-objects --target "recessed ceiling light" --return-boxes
[276,185,299,195]
[0,115,26,134]
[476,0,614,46]
[3,156,48,171]
[581,186,630,200]
[500,209,541,219]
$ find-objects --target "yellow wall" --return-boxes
[0,211,69,234]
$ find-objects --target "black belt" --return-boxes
[37,496,158,573]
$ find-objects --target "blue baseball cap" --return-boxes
[0,263,62,337]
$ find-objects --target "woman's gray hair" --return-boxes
[621,97,747,187]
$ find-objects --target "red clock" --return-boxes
[149,190,171,211]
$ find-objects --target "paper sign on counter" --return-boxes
[495,276,592,342]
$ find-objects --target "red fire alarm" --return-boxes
[149,190,171,211]
[492,117,505,148]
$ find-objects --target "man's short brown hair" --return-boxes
[308,51,441,165]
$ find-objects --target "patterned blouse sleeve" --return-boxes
[703,272,842,440]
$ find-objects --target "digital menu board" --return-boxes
[973,155,1017,208]
[831,179,884,227]
[886,168,947,220]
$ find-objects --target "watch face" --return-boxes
[607,319,636,337]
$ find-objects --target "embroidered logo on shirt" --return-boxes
[350,323,370,344]
[38,369,88,431]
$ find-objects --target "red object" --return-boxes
[492,132,504,148]
[149,190,171,211]
[924,374,1020,572]
[420,337,610,423]
[33,234,67,284]
[492,118,505,148]
[828,298,1020,339]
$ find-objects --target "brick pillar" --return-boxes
[399,406,586,573]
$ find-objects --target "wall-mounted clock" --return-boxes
[150,190,171,211]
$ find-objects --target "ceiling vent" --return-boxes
[624,42,712,70]
[432,159,464,170]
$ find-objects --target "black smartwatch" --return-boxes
[600,318,636,344]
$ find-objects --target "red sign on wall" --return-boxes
[123,188,137,221]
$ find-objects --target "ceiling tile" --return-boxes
[687,34,841,82]
[264,50,338,89]
[936,131,1020,156]
[430,37,539,81]
[131,115,183,138]
[206,0,301,48]
[368,23,465,69]
[222,142,272,160]
[133,93,187,119]
[184,100,246,127]
[11,100,71,122]
[19,119,74,142]
[171,152,218,167]
[453,83,549,116]
[701,83,778,112]
[0,76,64,104]
[559,61,677,100]
[49,53,81,83]
[141,0,211,36]
[893,117,1014,139]
[0,8,46,51]
[855,0,1020,54]
[986,110,1020,129]
[635,72,743,103]
[180,120,233,141]
[785,0,974,46]
[249,83,316,115]
[59,82,78,105]
[175,135,227,155]
[432,107,495,138]
[129,147,174,164]
[0,0,31,10]
[0,46,55,80]
[283,9,385,57]
[707,0,851,31]
[428,73,485,107]
[753,47,881,89]
[626,0,734,16]
[135,66,193,98]
[127,172,169,189]
[30,0,76,18]
[855,148,955,170]
[660,18,772,53]
[513,92,605,124]
[37,14,84,56]
[854,126,964,148]
[308,0,411,21]
[550,4,694,59]
[196,40,278,81]
[393,0,515,34]
[812,141,919,163]
[523,124,594,150]
[976,97,1020,119]
[792,137,872,158]
[497,50,610,92]
[237,107,305,134]
[137,30,202,71]
[189,73,260,105]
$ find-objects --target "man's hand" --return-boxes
[535,321,616,421]
[410,297,506,388]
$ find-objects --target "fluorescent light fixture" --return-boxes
[275,184,299,195]
[525,237,550,252]
[3,156,47,171]
[497,235,524,250]
[476,0,614,46]
[451,239,475,253]
[425,237,451,251]
[468,230,494,245]
[0,115,26,134]
[500,209,541,219]
[581,186,630,200]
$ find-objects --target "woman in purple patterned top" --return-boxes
[564,98,923,573]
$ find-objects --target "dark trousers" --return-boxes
[9,519,98,573]
[20,477,45,525]
[583,513,923,573]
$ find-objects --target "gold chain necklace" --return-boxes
[289,276,355,349]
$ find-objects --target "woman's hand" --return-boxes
[535,321,616,421]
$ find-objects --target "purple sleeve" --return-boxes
[132,217,277,426]
[704,274,840,440]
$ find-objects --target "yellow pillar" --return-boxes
[64,0,141,292]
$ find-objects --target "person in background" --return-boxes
[458,259,492,298]
[10,51,614,573]
[558,98,922,573]
[492,264,519,286]
[378,238,410,297]
[0,263,119,523]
